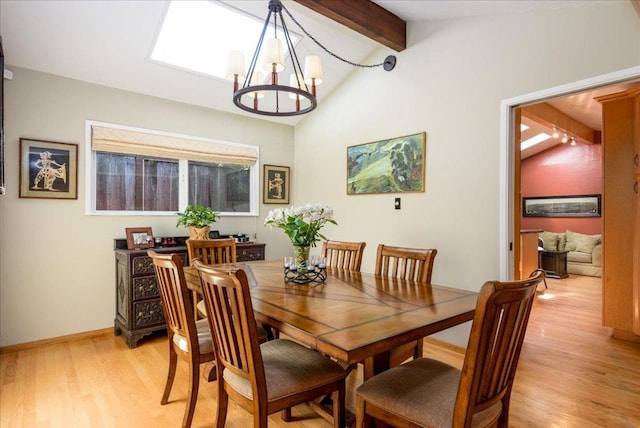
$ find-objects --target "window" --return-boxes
[87,121,259,216]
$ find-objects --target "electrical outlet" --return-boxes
[395,198,401,210]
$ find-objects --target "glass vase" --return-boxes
[293,245,310,271]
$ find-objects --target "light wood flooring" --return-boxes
[1,274,639,427]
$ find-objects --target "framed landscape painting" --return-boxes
[347,132,426,195]
[523,194,601,217]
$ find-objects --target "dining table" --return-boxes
[184,259,478,382]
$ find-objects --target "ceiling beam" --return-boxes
[293,0,406,51]
[632,0,640,19]
[522,103,599,145]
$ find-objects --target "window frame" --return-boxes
[85,120,259,216]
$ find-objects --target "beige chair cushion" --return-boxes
[356,358,502,427]
[173,318,213,354]
[224,339,346,401]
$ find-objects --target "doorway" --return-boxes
[499,65,640,280]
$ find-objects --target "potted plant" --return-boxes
[176,205,220,240]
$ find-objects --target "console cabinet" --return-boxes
[114,239,265,347]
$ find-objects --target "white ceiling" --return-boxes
[1,0,636,136]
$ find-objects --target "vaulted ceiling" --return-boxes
[2,0,639,138]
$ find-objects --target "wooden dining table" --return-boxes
[184,260,478,381]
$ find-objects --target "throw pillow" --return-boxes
[565,229,578,251]
[538,231,558,251]
[576,235,601,254]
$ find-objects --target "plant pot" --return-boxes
[188,226,210,240]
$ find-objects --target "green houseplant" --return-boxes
[176,205,220,240]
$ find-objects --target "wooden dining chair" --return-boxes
[355,270,545,428]
[374,244,437,283]
[371,244,438,373]
[147,250,215,428]
[321,240,366,271]
[187,238,236,318]
[186,238,236,265]
[194,260,348,428]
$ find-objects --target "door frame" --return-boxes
[499,65,640,279]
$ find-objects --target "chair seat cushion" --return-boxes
[356,358,502,427]
[224,339,346,401]
[172,318,213,354]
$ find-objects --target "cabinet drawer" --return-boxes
[133,299,165,328]
[238,247,264,261]
[133,275,159,300]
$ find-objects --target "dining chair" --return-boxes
[374,244,437,283]
[371,244,438,374]
[194,260,348,428]
[147,250,215,428]
[355,270,545,428]
[186,238,236,318]
[186,238,237,265]
[321,239,366,271]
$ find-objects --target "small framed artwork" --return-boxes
[125,227,155,250]
[264,164,290,204]
[19,138,78,199]
[347,132,426,195]
[523,194,601,217]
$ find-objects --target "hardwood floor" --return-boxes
[1,274,639,427]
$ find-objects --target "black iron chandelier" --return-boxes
[226,0,396,117]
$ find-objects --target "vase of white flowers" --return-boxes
[265,203,337,270]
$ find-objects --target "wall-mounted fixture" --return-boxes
[227,0,396,117]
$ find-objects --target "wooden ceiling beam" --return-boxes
[632,0,640,19]
[293,0,406,51]
[522,103,599,145]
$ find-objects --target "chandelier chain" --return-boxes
[282,5,385,69]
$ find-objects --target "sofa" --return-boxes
[538,230,601,277]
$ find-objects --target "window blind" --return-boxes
[91,125,258,166]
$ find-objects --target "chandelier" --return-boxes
[226,0,396,117]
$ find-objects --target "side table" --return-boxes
[541,250,569,279]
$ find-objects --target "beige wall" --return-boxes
[1,1,639,347]
[293,2,640,343]
[0,68,294,346]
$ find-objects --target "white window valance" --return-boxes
[91,125,258,166]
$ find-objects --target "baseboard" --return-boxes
[423,337,466,354]
[611,328,640,344]
[0,328,112,354]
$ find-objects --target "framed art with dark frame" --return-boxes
[19,138,78,199]
[125,227,155,250]
[347,132,426,195]
[523,194,601,217]
[264,164,290,204]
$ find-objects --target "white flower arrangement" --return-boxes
[264,203,337,246]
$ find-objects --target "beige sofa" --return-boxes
[538,230,601,277]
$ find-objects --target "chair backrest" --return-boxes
[374,244,437,283]
[453,270,544,426]
[148,250,197,349]
[321,240,366,271]
[194,261,266,396]
[187,238,237,265]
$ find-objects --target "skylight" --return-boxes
[521,133,551,150]
[150,1,299,81]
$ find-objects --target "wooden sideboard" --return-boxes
[113,238,266,347]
